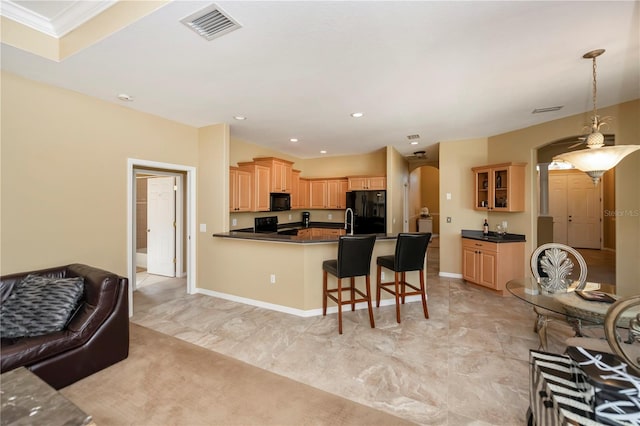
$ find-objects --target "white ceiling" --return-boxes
[1,1,639,160]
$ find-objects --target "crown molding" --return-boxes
[0,0,116,38]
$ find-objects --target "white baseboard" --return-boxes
[439,271,463,279]
[196,288,423,317]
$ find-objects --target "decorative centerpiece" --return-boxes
[538,248,574,293]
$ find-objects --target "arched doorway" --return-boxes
[536,135,615,285]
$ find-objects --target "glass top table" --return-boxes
[506,277,619,350]
[506,277,617,322]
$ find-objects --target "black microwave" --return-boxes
[270,193,291,211]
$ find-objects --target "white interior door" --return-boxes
[549,174,568,244]
[147,177,176,277]
[567,173,601,249]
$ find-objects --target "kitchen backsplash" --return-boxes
[230,209,347,230]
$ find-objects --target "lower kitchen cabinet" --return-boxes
[301,228,346,238]
[461,237,524,293]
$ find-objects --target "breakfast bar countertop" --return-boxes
[213,231,398,244]
[461,229,526,243]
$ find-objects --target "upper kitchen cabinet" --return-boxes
[472,162,525,212]
[238,162,271,212]
[348,176,386,190]
[309,178,348,209]
[309,179,327,209]
[254,157,293,193]
[327,179,349,209]
[229,167,251,212]
[291,169,311,209]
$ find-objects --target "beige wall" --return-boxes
[3,70,636,303]
[438,138,489,275]
[488,100,639,296]
[386,146,408,234]
[0,71,198,276]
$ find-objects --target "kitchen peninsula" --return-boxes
[211,229,412,315]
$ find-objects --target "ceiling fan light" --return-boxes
[554,145,640,184]
[585,131,605,148]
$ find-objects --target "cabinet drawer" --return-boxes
[461,238,496,252]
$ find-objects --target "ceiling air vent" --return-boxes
[181,5,241,41]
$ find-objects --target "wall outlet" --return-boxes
[288,214,292,220]
[446,217,452,223]
[446,192,452,200]
[381,271,386,281]
[231,218,237,226]
[199,223,207,232]
[270,274,276,284]
[328,213,333,220]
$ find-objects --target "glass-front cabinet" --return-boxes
[472,162,525,212]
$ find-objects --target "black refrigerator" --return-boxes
[346,190,386,234]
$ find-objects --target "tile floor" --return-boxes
[131,247,583,425]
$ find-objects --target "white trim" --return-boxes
[196,288,424,317]
[439,271,463,279]
[127,158,197,317]
[0,0,117,38]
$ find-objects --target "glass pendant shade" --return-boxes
[554,144,640,184]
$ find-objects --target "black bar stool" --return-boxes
[322,234,377,334]
[376,232,431,323]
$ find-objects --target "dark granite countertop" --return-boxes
[461,229,526,243]
[234,221,347,233]
[213,230,398,244]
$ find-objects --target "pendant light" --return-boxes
[554,49,640,184]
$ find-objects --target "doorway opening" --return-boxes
[536,136,615,285]
[408,165,440,247]
[135,171,184,288]
[127,159,197,316]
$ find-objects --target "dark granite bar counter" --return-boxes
[213,231,397,244]
[461,229,526,243]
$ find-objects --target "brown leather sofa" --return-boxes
[1,263,129,389]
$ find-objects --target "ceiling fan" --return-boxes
[555,134,614,150]
[406,150,428,160]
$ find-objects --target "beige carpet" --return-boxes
[61,324,413,426]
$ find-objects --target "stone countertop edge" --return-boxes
[212,232,398,244]
[461,229,526,243]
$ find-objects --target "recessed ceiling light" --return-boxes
[410,141,419,145]
[290,138,299,142]
[350,112,364,118]
[320,150,327,154]
[117,93,133,102]
[233,116,247,120]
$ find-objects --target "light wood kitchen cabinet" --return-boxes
[309,178,348,209]
[461,238,524,294]
[472,162,525,212]
[306,228,345,238]
[327,179,349,209]
[229,167,252,212]
[290,169,301,209]
[254,157,293,193]
[297,228,312,238]
[299,178,310,209]
[238,162,271,212]
[309,179,327,209]
[348,176,386,190]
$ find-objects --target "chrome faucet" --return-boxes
[345,208,354,235]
